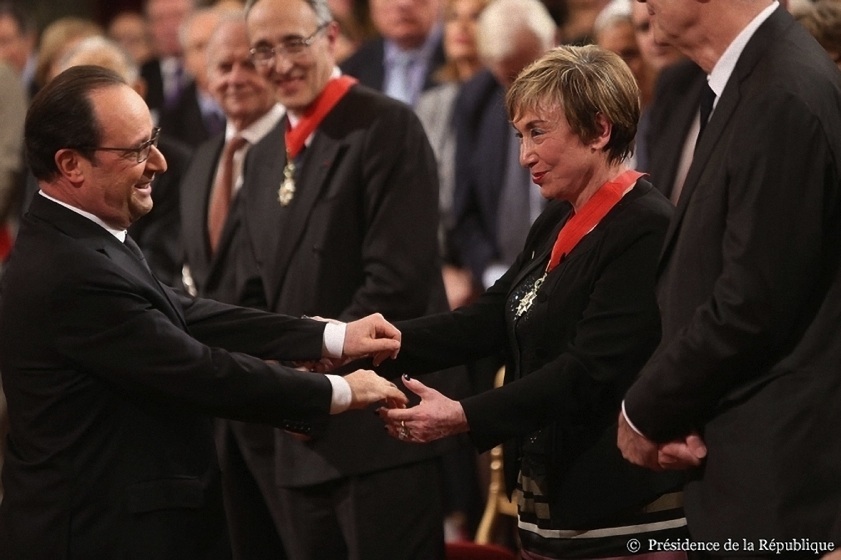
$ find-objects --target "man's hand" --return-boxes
[343,313,401,365]
[617,410,662,470]
[618,411,708,471]
[343,369,408,410]
[657,433,707,470]
[377,376,469,443]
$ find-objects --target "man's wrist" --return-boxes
[326,374,352,413]
[322,321,346,358]
[621,400,646,437]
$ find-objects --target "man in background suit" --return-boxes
[158,6,227,148]
[340,0,445,106]
[241,0,467,557]
[618,0,841,550]
[141,0,194,120]
[179,13,289,560]
[450,0,556,297]
[0,64,406,560]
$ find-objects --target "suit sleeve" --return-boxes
[625,89,841,441]
[51,266,332,426]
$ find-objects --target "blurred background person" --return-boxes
[629,0,684,78]
[628,0,685,173]
[0,1,37,98]
[0,60,26,505]
[34,16,103,90]
[0,61,26,260]
[558,0,609,44]
[593,0,649,168]
[341,0,446,107]
[449,0,556,305]
[327,0,377,62]
[141,0,195,120]
[796,0,841,68]
[107,10,154,66]
[379,44,687,560]
[414,0,489,310]
[158,6,227,147]
[179,13,289,558]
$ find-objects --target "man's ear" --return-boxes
[54,148,86,186]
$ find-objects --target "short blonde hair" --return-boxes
[506,44,639,165]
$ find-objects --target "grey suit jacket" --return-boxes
[624,8,841,541]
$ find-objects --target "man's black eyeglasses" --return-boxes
[249,23,329,65]
[82,127,161,163]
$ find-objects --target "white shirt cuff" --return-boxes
[482,263,509,289]
[322,321,346,358]
[326,374,352,414]
[621,400,646,437]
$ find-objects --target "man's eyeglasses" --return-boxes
[249,23,329,66]
[83,127,161,164]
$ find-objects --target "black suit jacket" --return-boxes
[450,70,511,280]
[239,84,464,486]
[381,181,683,526]
[624,8,841,541]
[643,59,706,200]
[339,36,446,99]
[159,81,220,149]
[0,195,336,559]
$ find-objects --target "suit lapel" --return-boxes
[181,137,223,284]
[30,196,187,328]
[265,124,344,309]
[658,9,785,267]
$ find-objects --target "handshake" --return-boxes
[304,313,409,411]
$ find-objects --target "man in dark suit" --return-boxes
[339,0,445,106]
[618,0,841,550]
[180,14,289,560]
[0,64,407,560]
[158,7,226,149]
[241,0,467,557]
[141,0,194,119]
[450,0,556,296]
[642,58,705,203]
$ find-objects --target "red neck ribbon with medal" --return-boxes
[515,169,644,317]
[279,75,358,206]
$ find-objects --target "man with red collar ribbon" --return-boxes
[239,0,467,558]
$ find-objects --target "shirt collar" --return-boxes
[39,190,126,241]
[708,1,779,99]
[383,24,442,66]
[226,103,285,145]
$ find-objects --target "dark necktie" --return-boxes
[207,136,248,253]
[124,235,152,274]
[698,83,716,141]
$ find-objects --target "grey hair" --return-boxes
[244,0,333,24]
[477,0,556,63]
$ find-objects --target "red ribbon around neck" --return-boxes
[546,169,644,272]
[285,75,357,159]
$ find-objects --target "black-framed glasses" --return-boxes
[82,127,161,164]
[249,23,329,66]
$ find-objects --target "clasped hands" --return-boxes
[617,411,708,471]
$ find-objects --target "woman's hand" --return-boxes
[377,375,469,443]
